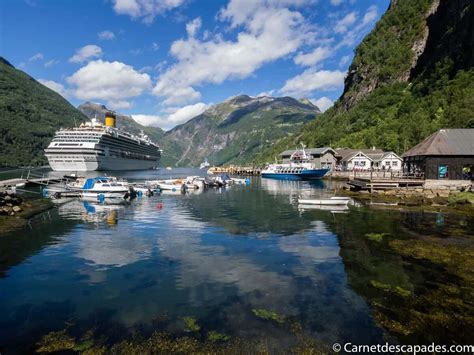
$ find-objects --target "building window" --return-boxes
[392,161,398,166]
[438,165,448,179]
[385,161,390,166]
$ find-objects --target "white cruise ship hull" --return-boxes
[47,155,158,171]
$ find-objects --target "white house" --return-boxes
[375,152,403,171]
[336,148,403,171]
[340,151,373,171]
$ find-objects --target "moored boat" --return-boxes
[298,196,351,205]
[79,177,129,202]
[261,147,329,180]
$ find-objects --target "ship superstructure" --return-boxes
[45,112,161,171]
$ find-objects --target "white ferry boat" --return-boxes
[261,147,330,180]
[44,112,161,171]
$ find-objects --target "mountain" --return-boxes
[257,0,474,162]
[160,95,320,166]
[0,57,87,167]
[77,102,165,144]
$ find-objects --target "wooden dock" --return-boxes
[0,170,69,188]
[208,166,261,176]
[348,177,424,191]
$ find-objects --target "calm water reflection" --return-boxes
[0,169,472,353]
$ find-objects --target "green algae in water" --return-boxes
[370,280,411,298]
[183,316,201,332]
[252,308,285,323]
[365,233,388,242]
[36,329,76,353]
[207,331,231,342]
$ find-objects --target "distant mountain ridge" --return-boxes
[80,95,321,167]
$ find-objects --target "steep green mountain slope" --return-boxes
[77,102,165,144]
[0,57,87,167]
[256,0,474,163]
[160,95,320,166]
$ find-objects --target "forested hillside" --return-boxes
[256,0,474,163]
[0,57,86,167]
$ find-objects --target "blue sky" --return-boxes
[1,0,389,130]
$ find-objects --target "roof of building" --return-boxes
[403,129,474,157]
[340,150,373,162]
[280,147,335,156]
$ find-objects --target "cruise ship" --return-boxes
[45,112,161,171]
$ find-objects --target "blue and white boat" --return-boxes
[261,148,330,180]
[75,176,129,202]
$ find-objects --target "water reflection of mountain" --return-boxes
[0,207,79,277]
[156,205,381,345]
[176,182,326,236]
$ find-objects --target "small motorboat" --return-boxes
[80,177,129,202]
[298,196,351,205]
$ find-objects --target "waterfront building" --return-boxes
[335,148,403,171]
[402,129,474,180]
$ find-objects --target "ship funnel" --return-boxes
[105,111,116,128]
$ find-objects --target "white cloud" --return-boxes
[67,60,151,108]
[257,89,275,97]
[312,96,334,112]
[338,6,378,47]
[280,69,345,97]
[361,5,378,27]
[69,45,103,63]
[334,11,357,34]
[98,30,115,40]
[151,42,160,51]
[29,53,43,61]
[44,59,59,68]
[339,54,351,68]
[186,17,201,37]
[108,100,132,109]
[38,79,68,98]
[294,46,332,67]
[153,1,314,106]
[112,0,185,24]
[132,102,209,130]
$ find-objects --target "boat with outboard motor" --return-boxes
[79,176,129,202]
[261,146,330,180]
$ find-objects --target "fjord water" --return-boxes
[0,169,473,353]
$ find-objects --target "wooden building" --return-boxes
[402,129,474,180]
[280,147,337,170]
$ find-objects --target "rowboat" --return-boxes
[298,196,351,205]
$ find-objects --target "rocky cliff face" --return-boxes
[411,0,474,78]
[339,0,438,111]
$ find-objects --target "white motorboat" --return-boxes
[298,196,351,205]
[80,177,129,202]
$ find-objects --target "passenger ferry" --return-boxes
[261,148,330,180]
[44,112,161,171]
